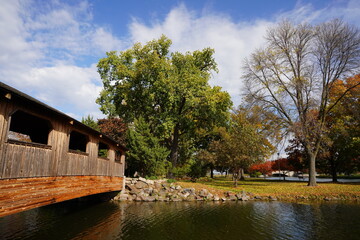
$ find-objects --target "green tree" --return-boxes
[97,35,232,176]
[243,19,360,186]
[81,115,100,131]
[209,108,274,187]
[126,117,170,177]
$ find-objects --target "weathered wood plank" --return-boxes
[0,176,123,217]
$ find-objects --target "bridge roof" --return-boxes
[0,81,127,151]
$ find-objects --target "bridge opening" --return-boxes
[115,150,122,163]
[69,130,88,153]
[8,110,51,145]
[98,142,109,159]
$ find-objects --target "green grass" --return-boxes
[179,176,360,201]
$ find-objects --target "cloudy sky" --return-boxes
[1,0,359,120]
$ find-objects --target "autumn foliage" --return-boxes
[98,118,127,145]
[248,161,273,176]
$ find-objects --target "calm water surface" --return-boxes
[1,200,360,240]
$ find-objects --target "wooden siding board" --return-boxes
[1,91,125,180]
[0,176,124,217]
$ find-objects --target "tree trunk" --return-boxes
[168,124,180,178]
[239,168,245,181]
[210,165,214,178]
[308,153,317,186]
[330,157,338,183]
[233,169,240,187]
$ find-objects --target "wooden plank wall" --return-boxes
[0,176,124,218]
[0,96,125,179]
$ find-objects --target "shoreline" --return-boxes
[113,177,360,203]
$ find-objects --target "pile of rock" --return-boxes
[112,177,269,202]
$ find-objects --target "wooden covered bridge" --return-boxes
[0,82,126,217]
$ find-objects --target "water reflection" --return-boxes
[1,201,360,240]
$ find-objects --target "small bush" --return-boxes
[250,171,262,178]
[147,176,159,180]
[167,178,177,183]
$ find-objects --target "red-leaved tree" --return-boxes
[272,158,296,180]
[98,118,127,145]
[248,161,273,177]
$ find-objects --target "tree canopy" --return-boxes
[97,35,232,177]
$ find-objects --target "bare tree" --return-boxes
[243,19,360,186]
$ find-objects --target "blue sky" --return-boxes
[1,0,359,120]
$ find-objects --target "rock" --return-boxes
[269,196,277,201]
[147,180,155,185]
[196,195,204,201]
[135,181,148,189]
[187,194,196,201]
[144,196,156,202]
[225,191,237,201]
[123,177,257,203]
[157,196,168,201]
[154,182,162,189]
[179,192,190,199]
[171,197,182,202]
[126,184,137,191]
[138,177,147,182]
[119,194,129,201]
[225,191,235,197]
[239,196,249,201]
[198,189,209,197]
[182,188,195,194]
[135,196,142,202]
[236,192,249,201]
[228,195,237,201]
[254,196,262,200]
[143,187,153,195]
[205,193,214,201]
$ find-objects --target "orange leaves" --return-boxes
[249,161,273,175]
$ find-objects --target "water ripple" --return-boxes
[1,201,360,240]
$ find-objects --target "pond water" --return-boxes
[1,200,360,240]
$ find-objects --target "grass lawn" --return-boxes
[178,176,360,201]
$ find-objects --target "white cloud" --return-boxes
[0,0,122,120]
[130,5,272,105]
[128,2,360,107]
[1,0,359,120]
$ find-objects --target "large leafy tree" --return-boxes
[97,35,232,176]
[243,19,360,186]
